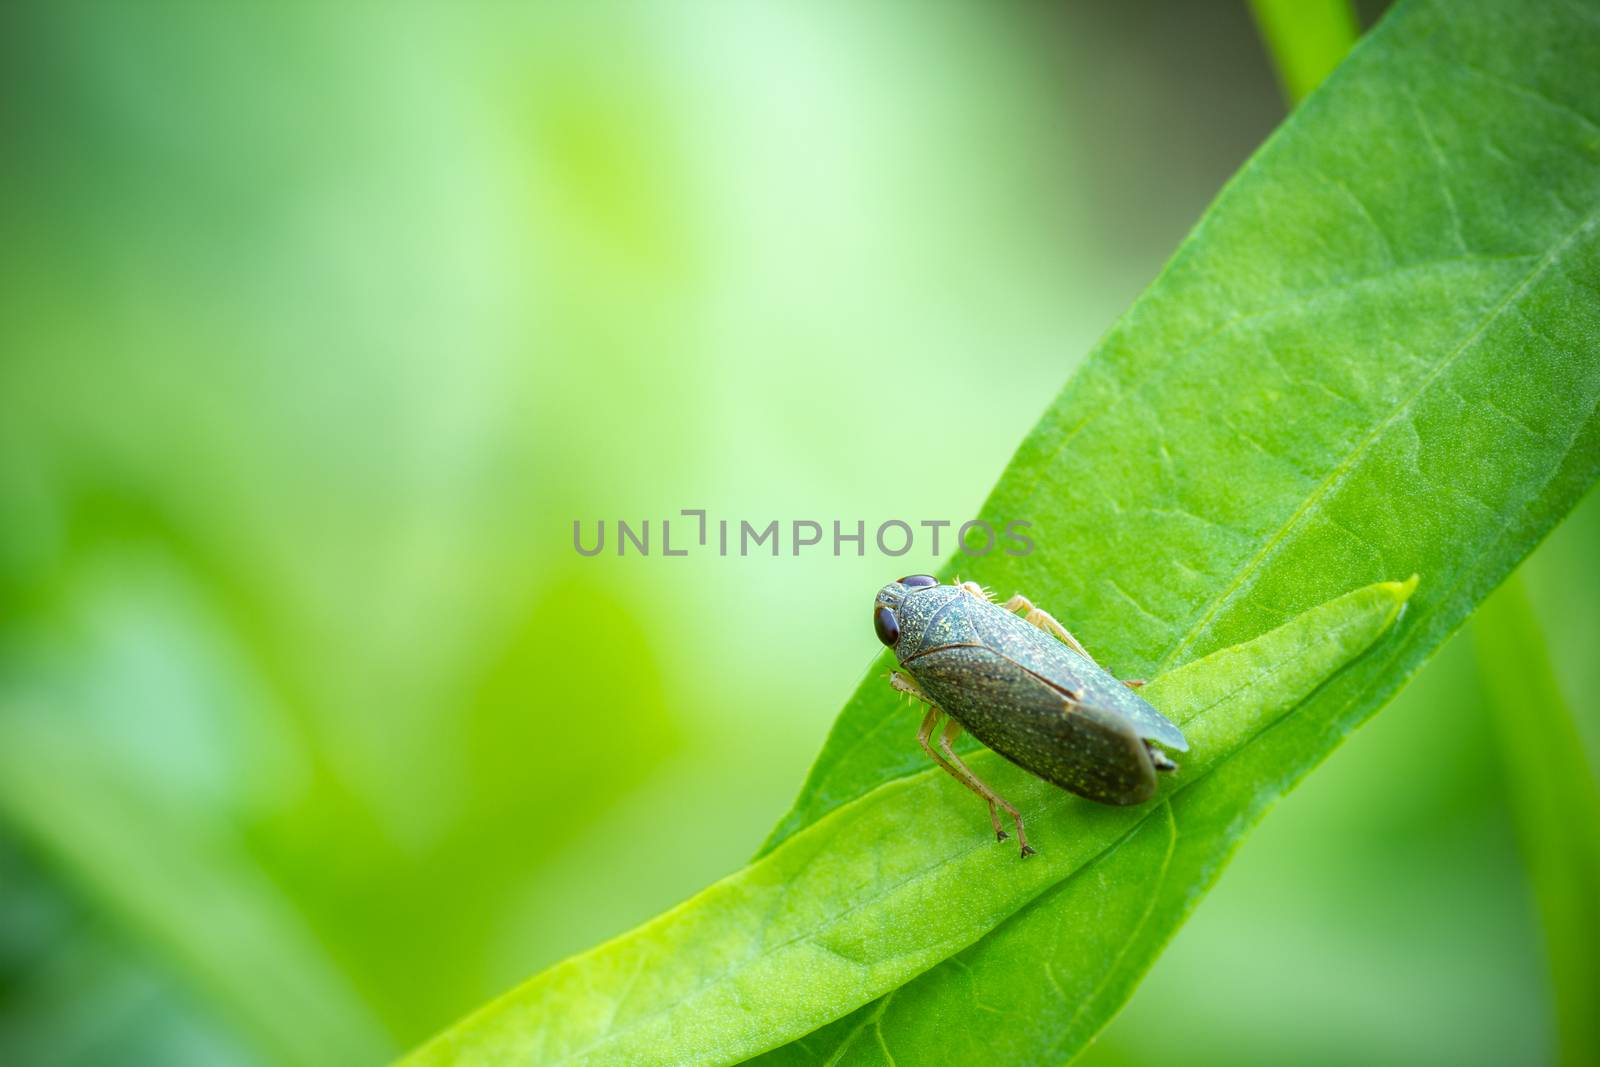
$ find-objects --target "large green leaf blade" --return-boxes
[765,0,1600,855]
[746,0,1600,1062]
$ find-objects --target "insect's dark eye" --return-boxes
[899,574,938,589]
[874,605,900,646]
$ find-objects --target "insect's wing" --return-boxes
[968,602,1189,753]
[1062,668,1189,753]
[908,644,1158,806]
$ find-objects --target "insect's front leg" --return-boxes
[892,672,1009,844]
[889,669,935,705]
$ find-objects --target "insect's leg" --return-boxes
[998,592,1099,666]
[1123,678,1147,689]
[889,669,932,702]
[896,671,1011,842]
[956,579,995,602]
[914,706,1006,839]
[939,719,1034,859]
[1146,741,1179,773]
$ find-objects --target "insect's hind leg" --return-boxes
[1146,740,1179,773]
[913,705,1008,842]
[939,719,1034,859]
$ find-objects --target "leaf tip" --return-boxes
[1377,573,1421,629]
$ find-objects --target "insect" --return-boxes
[873,575,1187,857]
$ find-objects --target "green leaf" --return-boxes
[764,0,1600,855]
[744,0,1600,1060]
[1472,574,1600,1067]
[400,580,1412,1067]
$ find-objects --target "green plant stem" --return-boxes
[1248,0,1360,104]
[1471,573,1600,1067]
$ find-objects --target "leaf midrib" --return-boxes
[1017,253,1541,506]
[1155,204,1600,672]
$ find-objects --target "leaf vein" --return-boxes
[1156,203,1600,671]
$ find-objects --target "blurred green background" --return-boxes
[1,2,1594,1065]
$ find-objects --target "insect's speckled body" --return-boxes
[873,575,1188,855]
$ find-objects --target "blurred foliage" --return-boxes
[1248,0,1359,104]
[1472,576,1600,1067]
[0,2,1594,1066]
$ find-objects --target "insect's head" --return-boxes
[873,574,940,647]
